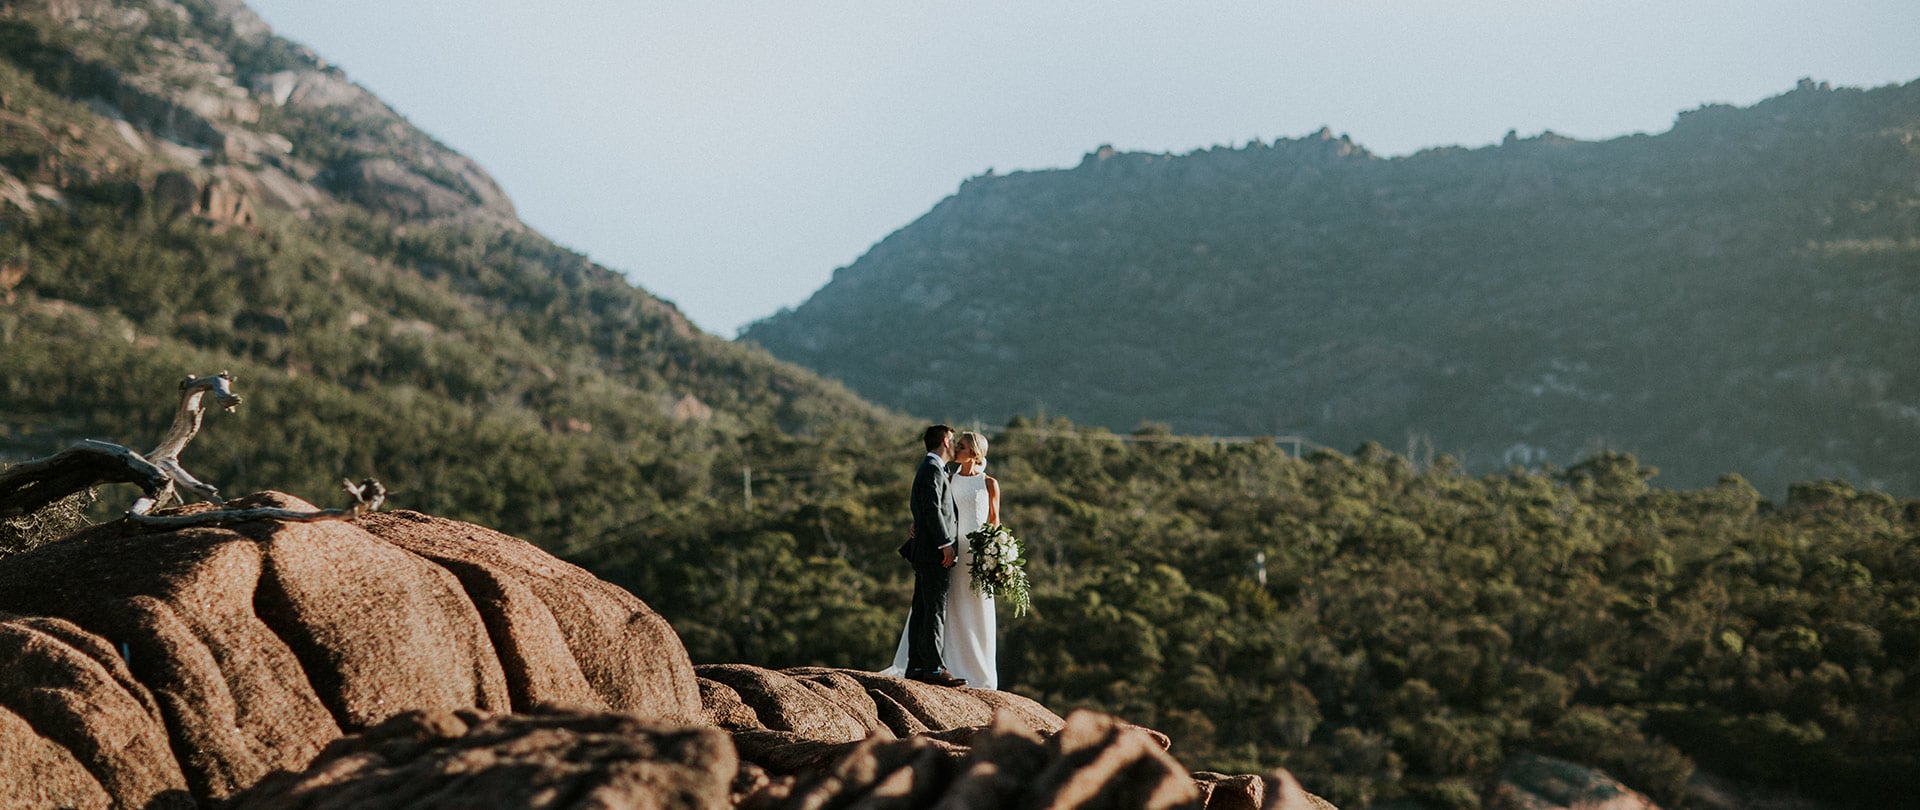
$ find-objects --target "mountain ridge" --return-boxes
[742,77,1920,496]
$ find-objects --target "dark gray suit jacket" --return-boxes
[906,454,960,567]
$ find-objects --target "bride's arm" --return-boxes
[986,476,1000,525]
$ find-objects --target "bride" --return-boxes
[883,430,1001,689]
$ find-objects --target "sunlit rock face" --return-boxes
[0,494,699,807]
[224,706,738,810]
[0,493,1345,809]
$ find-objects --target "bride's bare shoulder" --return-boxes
[984,475,999,491]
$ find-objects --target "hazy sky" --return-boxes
[244,1,1919,338]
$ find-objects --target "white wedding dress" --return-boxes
[881,469,998,689]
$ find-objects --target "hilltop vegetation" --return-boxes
[743,79,1920,497]
[584,422,1920,808]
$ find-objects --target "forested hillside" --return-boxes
[0,0,899,553]
[583,421,1920,809]
[742,79,1920,498]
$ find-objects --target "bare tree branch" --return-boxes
[1,373,383,538]
[126,479,387,530]
[141,371,243,510]
[0,439,171,519]
[0,372,238,522]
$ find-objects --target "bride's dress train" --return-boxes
[880,469,997,689]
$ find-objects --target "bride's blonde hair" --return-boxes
[957,431,988,460]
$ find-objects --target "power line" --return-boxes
[726,427,1331,512]
[995,426,1328,456]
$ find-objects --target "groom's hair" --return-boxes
[923,424,953,452]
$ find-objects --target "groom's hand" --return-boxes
[942,546,956,568]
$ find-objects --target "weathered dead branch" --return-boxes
[140,371,243,510]
[0,372,239,522]
[127,478,387,529]
[1,372,383,540]
[0,439,171,519]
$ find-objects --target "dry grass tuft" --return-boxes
[0,487,94,558]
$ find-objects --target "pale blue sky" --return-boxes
[245,1,1919,337]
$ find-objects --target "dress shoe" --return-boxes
[908,669,967,688]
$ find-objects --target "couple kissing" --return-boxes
[882,424,1000,689]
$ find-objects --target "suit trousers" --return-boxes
[906,561,951,675]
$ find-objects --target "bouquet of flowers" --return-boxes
[966,523,1031,617]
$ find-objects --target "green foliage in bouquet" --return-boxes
[967,523,1031,617]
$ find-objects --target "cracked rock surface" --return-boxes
[0,494,698,807]
[0,496,1331,809]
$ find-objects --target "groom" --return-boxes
[904,424,966,687]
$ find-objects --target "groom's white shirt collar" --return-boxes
[926,452,943,463]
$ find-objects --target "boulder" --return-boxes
[701,664,1338,809]
[197,174,255,226]
[0,493,700,805]
[359,509,701,723]
[969,684,1073,737]
[1683,769,1832,810]
[1488,752,1661,810]
[327,158,475,221]
[219,701,1342,810]
[0,613,190,807]
[1193,770,1338,810]
[699,676,761,732]
[1193,772,1266,810]
[0,491,1340,809]
[151,169,265,225]
[1026,710,1199,810]
[745,709,1201,810]
[0,503,351,799]
[695,664,878,744]
[696,664,1069,744]
[729,730,900,778]
[225,706,736,810]
[250,69,372,110]
[780,734,965,809]
[323,153,518,225]
[0,702,116,810]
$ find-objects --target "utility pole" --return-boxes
[742,464,754,514]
